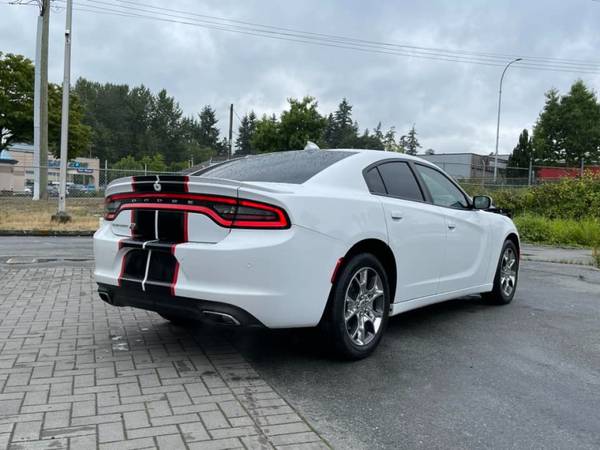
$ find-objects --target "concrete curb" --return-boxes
[0,229,95,237]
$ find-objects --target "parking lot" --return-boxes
[1,237,599,449]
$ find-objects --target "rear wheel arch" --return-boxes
[330,239,398,302]
[320,238,397,327]
[335,239,397,303]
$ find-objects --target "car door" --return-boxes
[365,161,447,302]
[413,163,490,293]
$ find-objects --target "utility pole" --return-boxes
[493,57,522,183]
[33,0,50,200]
[53,0,73,222]
[228,104,233,159]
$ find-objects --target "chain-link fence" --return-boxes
[0,166,182,199]
[1,162,598,201]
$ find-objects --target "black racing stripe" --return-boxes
[132,210,155,240]
[118,246,180,296]
[157,211,185,242]
[132,175,188,193]
[121,249,147,282]
[144,251,178,296]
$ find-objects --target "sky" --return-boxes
[1,0,600,155]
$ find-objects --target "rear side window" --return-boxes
[364,167,387,194]
[377,162,424,201]
[193,150,355,184]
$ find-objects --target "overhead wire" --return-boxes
[7,0,600,74]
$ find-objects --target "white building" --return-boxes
[420,153,510,180]
[0,143,100,193]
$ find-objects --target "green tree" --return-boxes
[235,111,257,155]
[508,129,533,168]
[140,153,167,172]
[400,124,421,155]
[111,155,143,172]
[47,84,92,158]
[559,80,600,165]
[0,52,91,157]
[383,127,400,152]
[531,89,563,163]
[198,105,224,155]
[0,52,34,150]
[354,128,385,149]
[321,98,359,148]
[150,89,185,163]
[251,114,281,153]
[278,96,326,150]
[532,81,600,165]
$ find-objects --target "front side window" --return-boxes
[376,162,424,202]
[415,164,469,209]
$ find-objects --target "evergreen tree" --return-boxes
[532,81,600,165]
[383,127,401,152]
[508,129,534,168]
[251,114,281,153]
[197,106,221,150]
[235,111,257,155]
[558,80,600,165]
[531,89,563,163]
[401,125,421,155]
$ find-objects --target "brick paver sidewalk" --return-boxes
[0,267,329,449]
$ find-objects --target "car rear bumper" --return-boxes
[93,222,345,328]
[97,283,265,326]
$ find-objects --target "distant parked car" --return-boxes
[47,183,69,197]
[94,149,520,359]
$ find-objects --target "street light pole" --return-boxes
[493,57,522,182]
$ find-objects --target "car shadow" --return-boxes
[182,294,491,364]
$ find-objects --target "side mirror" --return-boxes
[472,195,492,210]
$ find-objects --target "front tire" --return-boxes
[325,253,390,360]
[483,239,519,305]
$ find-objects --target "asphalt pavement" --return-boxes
[1,236,599,449]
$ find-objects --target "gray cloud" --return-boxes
[1,0,599,154]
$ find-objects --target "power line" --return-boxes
[233,109,244,126]
[111,0,600,69]
[74,0,600,72]
[8,0,600,74]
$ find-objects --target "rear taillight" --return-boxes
[104,193,290,229]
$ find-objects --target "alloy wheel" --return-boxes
[344,267,385,346]
[500,247,517,297]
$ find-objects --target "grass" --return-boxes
[514,214,600,248]
[0,197,103,232]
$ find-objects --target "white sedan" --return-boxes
[94,149,519,359]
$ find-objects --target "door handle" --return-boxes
[447,222,456,230]
[390,210,403,220]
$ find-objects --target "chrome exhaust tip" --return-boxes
[98,291,113,305]
[201,310,241,326]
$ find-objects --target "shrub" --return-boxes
[463,173,600,220]
[513,214,600,247]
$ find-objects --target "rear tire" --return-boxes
[483,239,519,305]
[324,253,390,360]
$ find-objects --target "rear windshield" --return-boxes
[192,150,356,184]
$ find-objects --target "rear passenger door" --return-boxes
[365,161,446,302]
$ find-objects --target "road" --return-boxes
[1,237,599,449]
